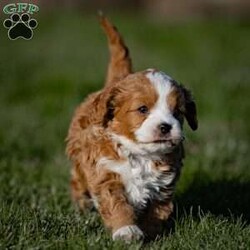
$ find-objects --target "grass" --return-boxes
[0,11,250,249]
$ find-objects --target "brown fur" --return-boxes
[66,15,197,240]
[99,14,132,87]
[106,74,158,141]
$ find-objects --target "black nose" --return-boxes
[160,123,172,135]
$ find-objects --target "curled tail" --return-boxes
[99,13,133,87]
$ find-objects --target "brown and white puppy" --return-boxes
[66,15,198,242]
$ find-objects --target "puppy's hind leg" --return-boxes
[70,165,93,211]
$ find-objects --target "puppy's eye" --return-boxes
[137,105,149,114]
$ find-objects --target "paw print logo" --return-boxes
[3,13,38,40]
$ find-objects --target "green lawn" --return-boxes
[0,12,250,249]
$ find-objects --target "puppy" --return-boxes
[66,15,198,242]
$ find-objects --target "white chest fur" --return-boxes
[98,155,176,210]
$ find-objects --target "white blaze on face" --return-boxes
[135,70,182,144]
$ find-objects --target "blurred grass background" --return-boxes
[0,2,250,249]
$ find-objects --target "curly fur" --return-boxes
[66,15,198,241]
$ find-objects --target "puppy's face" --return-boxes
[104,69,197,154]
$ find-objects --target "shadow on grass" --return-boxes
[142,170,250,243]
[143,172,250,243]
[174,172,250,223]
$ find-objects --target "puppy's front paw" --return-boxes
[112,225,144,242]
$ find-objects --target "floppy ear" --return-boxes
[102,87,121,127]
[181,87,198,131]
[102,94,115,127]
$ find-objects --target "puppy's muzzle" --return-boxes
[159,123,172,135]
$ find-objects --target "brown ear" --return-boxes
[102,87,121,127]
[181,87,198,131]
[102,95,115,127]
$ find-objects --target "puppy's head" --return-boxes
[103,69,198,155]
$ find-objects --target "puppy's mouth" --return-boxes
[144,136,185,146]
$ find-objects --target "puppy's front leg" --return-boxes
[140,200,173,238]
[94,171,143,242]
